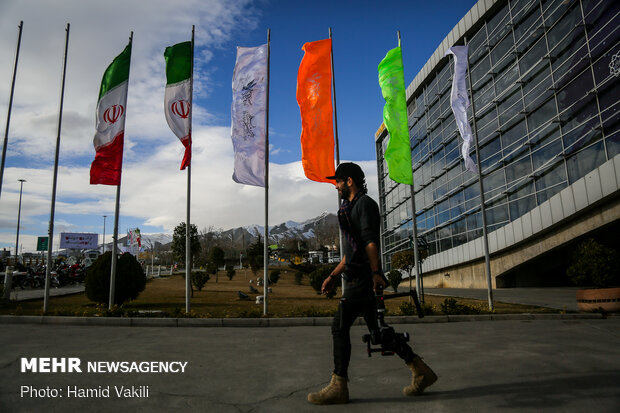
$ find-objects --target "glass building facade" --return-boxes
[376,0,619,271]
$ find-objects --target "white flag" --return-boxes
[446,46,477,174]
[231,44,268,187]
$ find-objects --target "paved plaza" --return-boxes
[1,316,618,412]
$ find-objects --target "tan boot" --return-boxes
[307,373,349,405]
[403,356,437,396]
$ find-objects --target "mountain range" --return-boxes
[113,212,339,250]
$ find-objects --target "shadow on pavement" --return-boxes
[360,371,620,410]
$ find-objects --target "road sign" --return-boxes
[37,236,49,251]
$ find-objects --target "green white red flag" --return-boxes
[164,41,193,170]
[90,43,132,185]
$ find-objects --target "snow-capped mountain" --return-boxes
[110,233,173,250]
[107,212,338,250]
[140,233,174,247]
[234,212,337,245]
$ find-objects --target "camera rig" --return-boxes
[361,287,424,357]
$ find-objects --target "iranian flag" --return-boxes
[164,41,193,170]
[90,42,132,185]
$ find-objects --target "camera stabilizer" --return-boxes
[361,287,424,357]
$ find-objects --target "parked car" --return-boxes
[82,249,100,267]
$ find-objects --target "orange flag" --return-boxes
[296,38,335,184]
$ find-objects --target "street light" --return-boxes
[14,178,25,264]
[102,215,107,253]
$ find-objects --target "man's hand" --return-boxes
[321,275,337,295]
[372,272,387,292]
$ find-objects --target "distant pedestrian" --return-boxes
[307,162,437,405]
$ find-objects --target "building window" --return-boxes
[377,0,619,271]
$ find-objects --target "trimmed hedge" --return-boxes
[85,252,146,306]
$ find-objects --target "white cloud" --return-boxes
[0,123,378,251]
[116,124,378,232]
[0,0,381,255]
[0,0,259,159]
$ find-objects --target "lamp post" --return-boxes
[102,215,107,253]
[14,179,25,264]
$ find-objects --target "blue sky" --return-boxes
[0,0,476,253]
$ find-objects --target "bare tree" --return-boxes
[198,225,221,266]
[392,249,415,299]
[313,216,339,250]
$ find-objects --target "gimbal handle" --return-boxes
[378,288,425,318]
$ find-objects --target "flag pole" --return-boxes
[185,25,195,313]
[109,177,121,309]
[109,32,133,310]
[329,28,340,164]
[409,183,423,302]
[0,21,23,201]
[463,37,493,310]
[44,23,70,313]
[329,27,345,293]
[398,31,423,303]
[263,28,271,316]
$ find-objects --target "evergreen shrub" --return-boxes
[85,252,146,306]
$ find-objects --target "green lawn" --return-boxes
[0,268,559,318]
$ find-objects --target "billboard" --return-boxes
[60,232,98,249]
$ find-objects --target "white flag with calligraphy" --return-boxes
[231,44,268,187]
[446,45,477,174]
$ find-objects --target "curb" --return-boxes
[0,312,606,327]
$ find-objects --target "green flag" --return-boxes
[378,46,412,185]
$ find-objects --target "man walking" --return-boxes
[307,162,437,405]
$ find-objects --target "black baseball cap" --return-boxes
[326,162,365,182]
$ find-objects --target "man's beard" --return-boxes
[339,182,351,199]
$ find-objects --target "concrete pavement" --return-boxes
[9,284,85,302]
[1,318,618,412]
[423,287,581,312]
